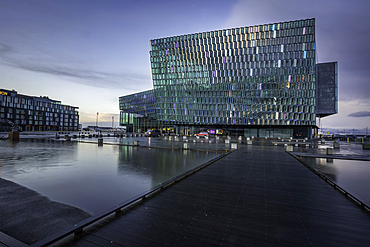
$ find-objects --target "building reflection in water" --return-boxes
[117,146,217,188]
[301,157,338,182]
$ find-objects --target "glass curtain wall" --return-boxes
[150,19,316,131]
[119,90,157,132]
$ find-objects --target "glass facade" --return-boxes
[119,90,157,132]
[0,89,79,131]
[119,18,331,138]
[149,18,316,137]
[316,62,338,118]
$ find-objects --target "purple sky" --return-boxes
[0,0,369,131]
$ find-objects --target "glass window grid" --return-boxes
[0,89,79,130]
[150,19,316,126]
[119,90,156,117]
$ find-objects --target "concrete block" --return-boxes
[286,145,293,152]
[98,138,103,145]
[333,142,340,149]
[225,139,230,144]
[231,143,238,149]
[247,140,252,145]
[9,131,19,141]
[363,143,370,150]
[183,143,188,149]
[134,140,139,146]
[326,148,333,155]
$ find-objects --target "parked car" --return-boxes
[195,131,209,137]
[145,129,161,137]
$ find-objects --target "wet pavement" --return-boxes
[291,140,370,161]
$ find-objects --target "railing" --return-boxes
[30,150,234,247]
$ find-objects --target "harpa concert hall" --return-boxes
[120,18,337,138]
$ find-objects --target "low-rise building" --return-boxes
[0,89,79,131]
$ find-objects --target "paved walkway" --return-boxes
[54,145,370,246]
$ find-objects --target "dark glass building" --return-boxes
[0,89,79,131]
[119,90,157,132]
[120,18,337,138]
[316,62,338,118]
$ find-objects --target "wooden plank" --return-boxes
[56,147,370,246]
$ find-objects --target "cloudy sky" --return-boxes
[0,0,369,132]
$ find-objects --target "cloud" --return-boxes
[348,111,370,117]
[0,43,151,90]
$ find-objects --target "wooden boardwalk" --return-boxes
[55,146,370,246]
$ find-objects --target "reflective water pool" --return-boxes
[0,140,217,214]
[301,157,370,205]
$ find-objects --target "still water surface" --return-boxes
[0,140,217,214]
[301,157,370,205]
